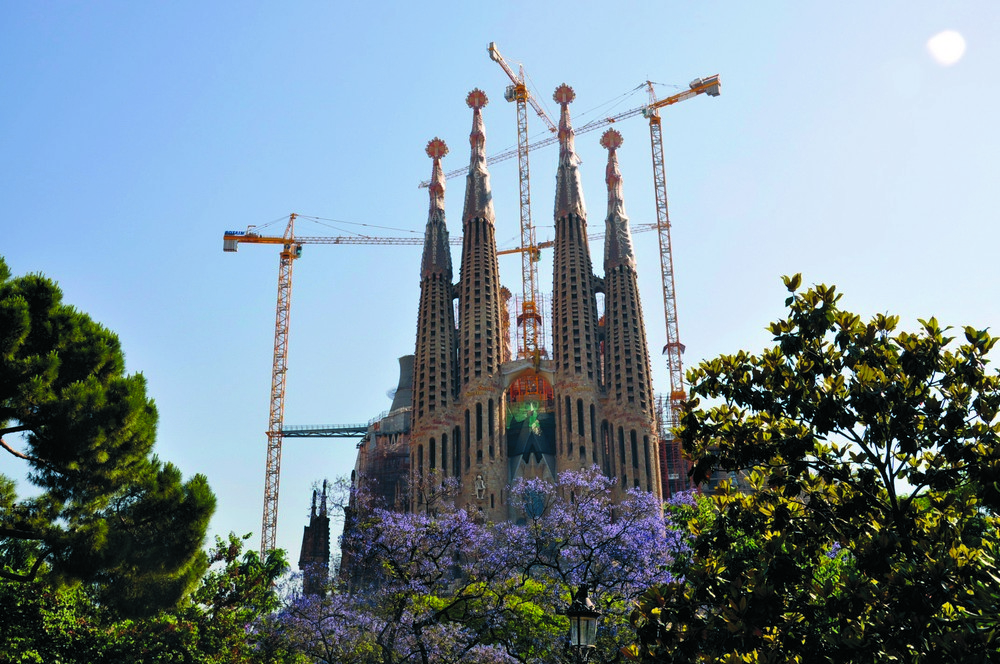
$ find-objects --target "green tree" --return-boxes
[631,276,1000,663]
[0,257,215,616]
[0,534,301,663]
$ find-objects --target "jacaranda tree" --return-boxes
[630,276,1000,663]
[0,257,215,616]
[274,468,694,664]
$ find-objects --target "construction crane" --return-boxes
[224,213,300,554]
[223,209,666,553]
[223,215,467,553]
[645,77,721,495]
[488,42,555,364]
[419,75,721,188]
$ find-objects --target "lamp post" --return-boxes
[565,584,602,660]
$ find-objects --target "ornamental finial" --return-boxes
[553,84,576,106]
[463,90,495,224]
[554,84,585,219]
[426,137,449,160]
[600,128,623,151]
[466,88,489,110]
[602,129,633,268]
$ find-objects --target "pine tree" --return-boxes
[0,257,215,617]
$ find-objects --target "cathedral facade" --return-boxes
[354,85,662,520]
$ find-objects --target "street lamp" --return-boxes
[566,584,602,657]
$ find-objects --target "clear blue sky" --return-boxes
[3,3,998,562]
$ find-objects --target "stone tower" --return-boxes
[598,129,660,497]
[549,84,604,477]
[410,137,459,508]
[298,482,330,596]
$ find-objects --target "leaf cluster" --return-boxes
[631,277,1000,663]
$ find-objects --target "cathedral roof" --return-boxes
[553,84,587,220]
[462,89,495,225]
[601,129,636,269]
[421,137,452,277]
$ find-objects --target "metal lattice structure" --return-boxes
[488,42,556,362]
[644,77,721,495]
[263,214,299,553]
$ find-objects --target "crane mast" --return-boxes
[488,42,555,364]
[644,79,720,494]
[264,214,300,553]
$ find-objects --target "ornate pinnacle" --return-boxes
[463,89,495,224]
[554,84,577,150]
[553,83,585,220]
[426,137,448,214]
[602,129,624,204]
[602,129,634,268]
[422,137,452,277]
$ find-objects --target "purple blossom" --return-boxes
[266,468,698,663]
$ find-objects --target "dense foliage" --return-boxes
[630,276,1000,663]
[273,468,695,664]
[0,257,215,616]
[0,534,297,663]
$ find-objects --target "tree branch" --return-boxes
[0,550,48,582]
[0,527,46,540]
[0,428,48,467]
[0,424,31,437]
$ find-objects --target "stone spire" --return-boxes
[455,88,506,512]
[412,137,458,423]
[600,129,635,270]
[550,84,601,474]
[458,88,503,385]
[600,129,660,498]
[421,137,452,277]
[463,88,495,225]
[553,84,586,220]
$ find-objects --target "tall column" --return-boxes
[600,129,660,498]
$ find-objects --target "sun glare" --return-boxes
[927,30,966,66]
